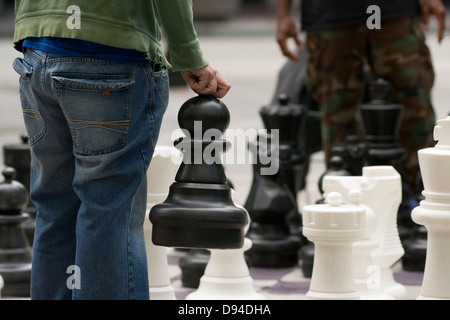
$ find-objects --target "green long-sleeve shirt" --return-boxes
[13,0,208,71]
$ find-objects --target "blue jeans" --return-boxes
[12,48,169,300]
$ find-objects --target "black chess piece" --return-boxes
[244,94,307,268]
[259,94,307,238]
[3,134,36,245]
[244,136,301,268]
[259,94,306,192]
[317,152,352,201]
[315,136,368,205]
[339,135,369,176]
[149,95,248,249]
[359,78,405,166]
[178,249,210,288]
[0,167,32,297]
[360,78,425,271]
[401,225,427,271]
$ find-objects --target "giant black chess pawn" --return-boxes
[0,167,32,297]
[3,134,36,245]
[149,95,248,249]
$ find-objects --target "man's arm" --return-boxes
[180,65,231,99]
[155,0,230,98]
[276,0,304,61]
[421,0,446,43]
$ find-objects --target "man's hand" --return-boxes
[180,65,231,98]
[421,0,447,43]
[276,0,304,61]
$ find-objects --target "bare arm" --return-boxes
[421,0,446,43]
[156,0,231,98]
[180,65,231,99]
[276,0,304,61]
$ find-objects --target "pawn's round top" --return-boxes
[2,167,16,183]
[178,95,230,135]
[433,116,450,149]
[366,78,391,103]
[277,93,289,106]
[0,167,29,213]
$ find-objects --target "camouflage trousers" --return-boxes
[305,15,436,195]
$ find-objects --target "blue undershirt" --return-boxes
[22,37,150,64]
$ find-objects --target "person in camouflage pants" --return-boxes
[306,16,436,194]
[277,0,447,196]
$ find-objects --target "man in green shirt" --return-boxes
[12,0,230,299]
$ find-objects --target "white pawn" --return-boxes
[302,192,365,300]
[186,238,265,300]
[145,146,182,300]
[349,189,394,300]
[186,193,264,300]
[412,116,450,300]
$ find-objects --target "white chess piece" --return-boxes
[0,274,3,299]
[412,116,450,300]
[302,192,365,300]
[186,192,264,300]
[323,166,408,299]
[349,189,395,300]
[185,238,265,300]
[145,146,182,300]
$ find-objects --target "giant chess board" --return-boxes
[166,248,424,301]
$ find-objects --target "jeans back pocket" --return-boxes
[13,57,47,145]
[52,73,135,155]
[13,57,33,82]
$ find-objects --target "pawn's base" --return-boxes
[186,276,265,300]
[0,265,31,297]
[149,286,176,300]
[153,227,245,250]
[306,290,360,300]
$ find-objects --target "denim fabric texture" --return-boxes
[12,48,169,299]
